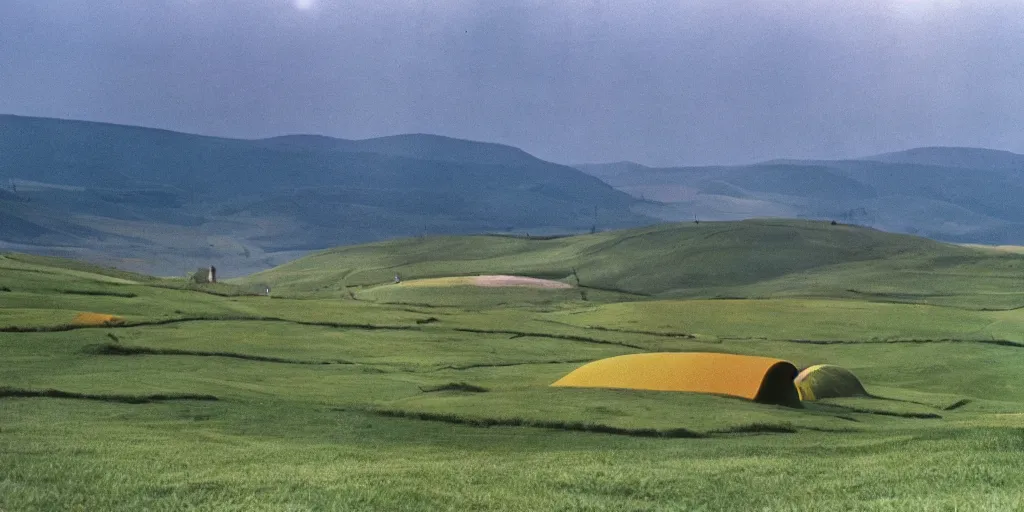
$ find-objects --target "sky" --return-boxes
[1,0,1023,166]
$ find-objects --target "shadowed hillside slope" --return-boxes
[0,115,652,276]
[0,115,638,212]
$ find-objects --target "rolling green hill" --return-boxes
[244,219,1024,309]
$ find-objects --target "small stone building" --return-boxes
[190,266,217,284]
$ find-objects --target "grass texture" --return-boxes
[3,221,1024,511]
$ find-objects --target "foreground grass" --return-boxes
[3,400,1024,512]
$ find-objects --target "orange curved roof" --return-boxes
[552,352,798,403]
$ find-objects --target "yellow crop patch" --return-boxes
[397,275,571,289]
[398,277,476,288]
[71,312,125,326]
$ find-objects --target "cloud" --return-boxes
[0,0,1022,165]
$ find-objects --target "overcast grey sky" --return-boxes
[1,1,1022,166]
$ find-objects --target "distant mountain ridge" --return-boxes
[0,114,651,276]
[0,115,576,194]
[864,147,1024,171]
[5,113,1023,275]
[260,133,541,167]
[576,147,1024,245]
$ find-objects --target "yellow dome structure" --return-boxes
[552,352,801,406]
[794,364,868,401]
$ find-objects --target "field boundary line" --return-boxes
[0,386,218,404]
[452,327,646,350]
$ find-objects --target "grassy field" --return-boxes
[3,221,1024,510]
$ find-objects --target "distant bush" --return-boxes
[88,341,351,366]
[62,289,137,298]
[165,282,265,297]
[0,386,217,404]
[943,399,971,411]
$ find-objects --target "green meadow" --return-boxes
[3,220,1024,511]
